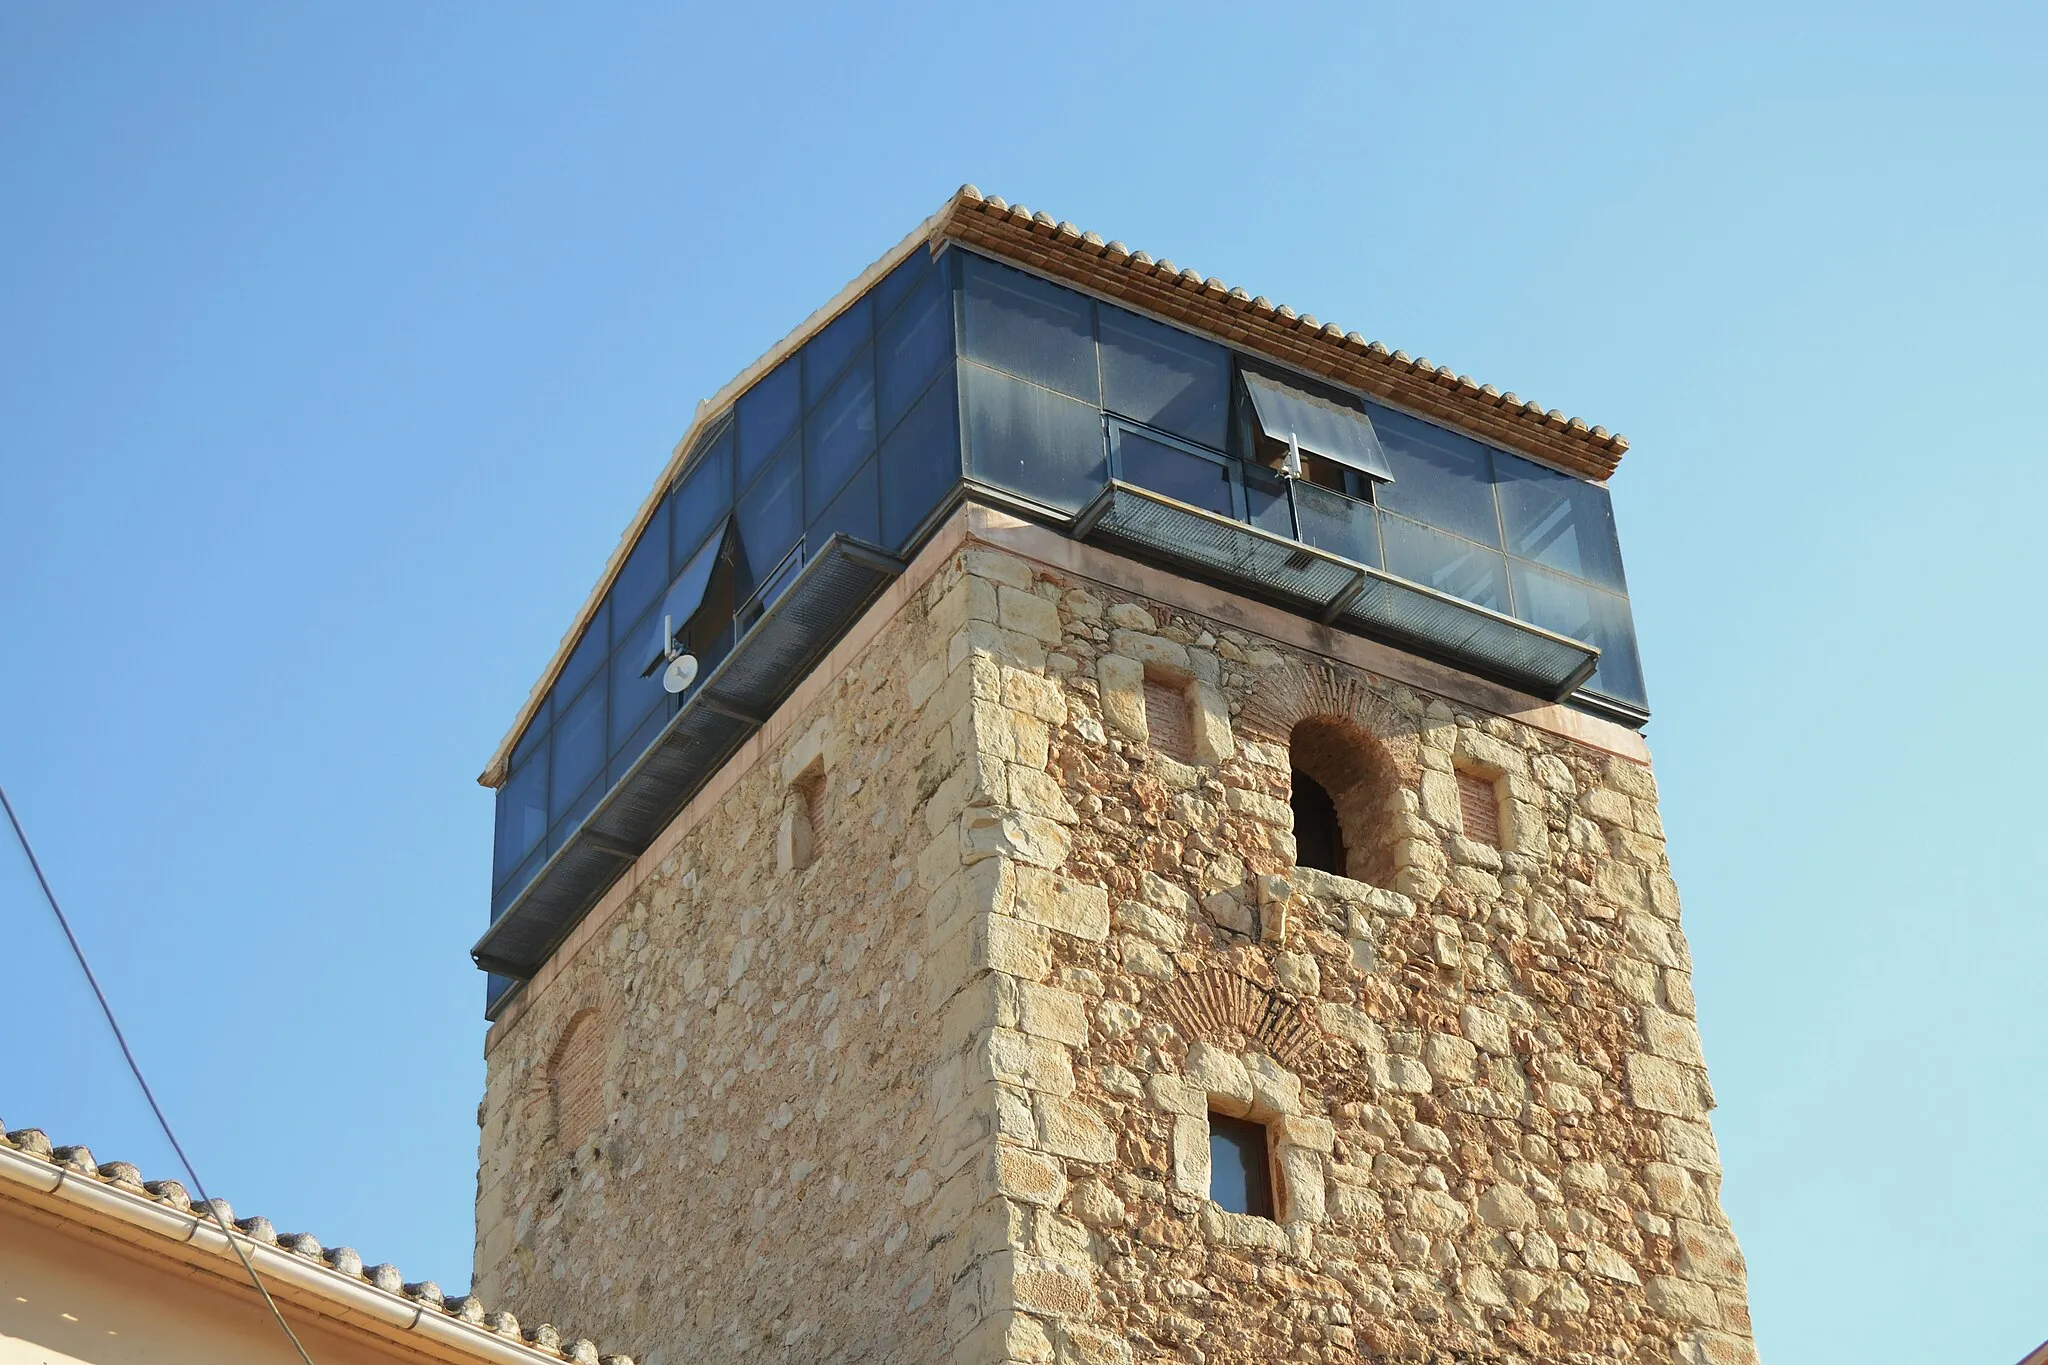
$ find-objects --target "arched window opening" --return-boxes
[1291,768,1346,875]
[1287,716,1399,886]
[548,1008,605,1148]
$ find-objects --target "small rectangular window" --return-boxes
[1241,369,1391,482]
[1208,1113,1275,1220]
[1143,674,1196,765]
[1456,769,1501,846]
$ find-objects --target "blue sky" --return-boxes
[3,4,2043,1360]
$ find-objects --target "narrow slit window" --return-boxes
[1291,768,1346,875]
[1144,675,1197,765]
[1208,1112,1275,1220]
[1456,769,1501,846]
[785,765,825,873]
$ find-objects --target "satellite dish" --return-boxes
[662,654,699,694]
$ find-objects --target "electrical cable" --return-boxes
[0,782,318,1365]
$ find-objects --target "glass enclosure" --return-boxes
[488,243,1648,999]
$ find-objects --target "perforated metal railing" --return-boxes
[1076,481,1598,701]
[473,536,906,989]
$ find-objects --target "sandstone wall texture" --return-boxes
[475,526,1757,1365]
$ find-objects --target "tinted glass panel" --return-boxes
[1244,468,1294,538]
[1292,481,1380,567]
[880,369,960,548]
[550,679,605,813]
[494,751,549,881]
[811,456,881,549]
[871,248,932,324]
[551,598,609,716]
[1100,305,1229,449]
[1494,451,1626,591]
[1242,371,1391,480]
[735,442,802,596]
[671,428,732,572]
[961,361,1106,514]
[609,496,671,630]
[610,703,671,785]
[1509,562,1647,706]
[1208,1114,1274,1220]
[654,525,728,664]
[737,356,800,486]
[877,266,953,433]
[804,297,871,407]
[609,603,668,753]
[1382,514,1510,612]
[1117,429,1232,517]
[551,774,603,851]
[1372,406,1502,546]
[805,351,877,520]
[960,255,1098,401]
[512,711,548,766]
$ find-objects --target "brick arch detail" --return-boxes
[1156,967,1322,1072]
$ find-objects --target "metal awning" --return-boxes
[1241,371,1392,481]
[1075,481,1597,700]
[472,534,906,986]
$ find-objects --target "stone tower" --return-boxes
[471,188,1756,1365]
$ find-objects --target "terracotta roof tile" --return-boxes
[0,1123,634,1365]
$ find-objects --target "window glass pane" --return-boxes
[1382,514,1510,612]
[1291,481,1381,567]
[811,456,880,549]
[491,843,545,919]
[648,524,728,672]
[877,265,953,434]
[610,602,668,755]
[1244,467,1294,538]
[871,248,933,325]
[735,441,802,599]
[959,255,1098,401]
[804,297,871,408]
[552,598,609,713]
[1116,428,1232,518]
[1100,305,1228,448]
[1242,370,1391,480]
[805,350,877,520]
[1493,450,1627,591]
[1509,561,1647,707]
[880,368,960,549]
[1208,1114,1274,1220]
[1371,405,1502,547]
[494,750,549,882]
[739,545,805,634]
[961,361,1106,514]
[671,426,732,572]
[737,355,800,487]
[610,493,672,628]
[512,712,548,767]
[610,703,670,784]
[549,678,605,816]
[550,774,603,852]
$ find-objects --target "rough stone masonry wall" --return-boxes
[475,529,1757,1365]
[473,576,975,1365]
[914,541,1758,1365]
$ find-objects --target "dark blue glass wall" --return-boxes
[490,247,959,923]
[951,252,1647,711]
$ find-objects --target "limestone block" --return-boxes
[1418,770,1462,829]
[1624,914,1691,971]
[1455,729,1527,776]
[1171,1114,1210,1196]
[1581,786,1633,826]
[1198,1204,1288,1251]
[1367,1054,1433,1095]
[1405,1189,1469,1234]
[998,586,1062,643]
[1001,668,1067,725]
[992,1147,1067,1207]
[1541,1276,1591,1315]
[983,1028,1076,1096]
[1011,869,1110,941]
[1660,1117,1724,1174]
[1007,766,1077,824]
[1093,998,1141,1038]
[1272,951,1319,995]
[1118,936,1174,980]
[1676,1218,1748,1287]
[1328,1167,1381,1226]
[1586,1242,1640,1285]
[973,914,1053,981]
[1058,1323,1134,1365]
[1460,1004,1511,1056]
[1185,1042,1254,1114]
[1647,1275,1723,1327]
[1475,1183,1538,1230]
[1188,681,1234,764]
[1017,984,1088,1047]
[1223,786,1293,827]
[1104,602,1154,631]
[1095,655,1147,742]
[1665,968,1698,1016]
[1068,1180,1128,1231]
[1272,1113,1335,1153]
[1148,1073,1206,1118]
[1278,1146,1327,1222]
[1034,1095,1115,1164]
[1675,1331,1760,1365]
[779,718,831,786]
[1247,1055,1301,1116]
[1422,1033,1478,1085]
[1108,629,1190,672]
[930,574,999,636]
[1626,1053,1714,1118]
[1111,899,1186,949]
[1461,1266,1509,1308]
[1239,738,1288,770]
[955,1306,1058,1362]
[1643,1006,1707,1066]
